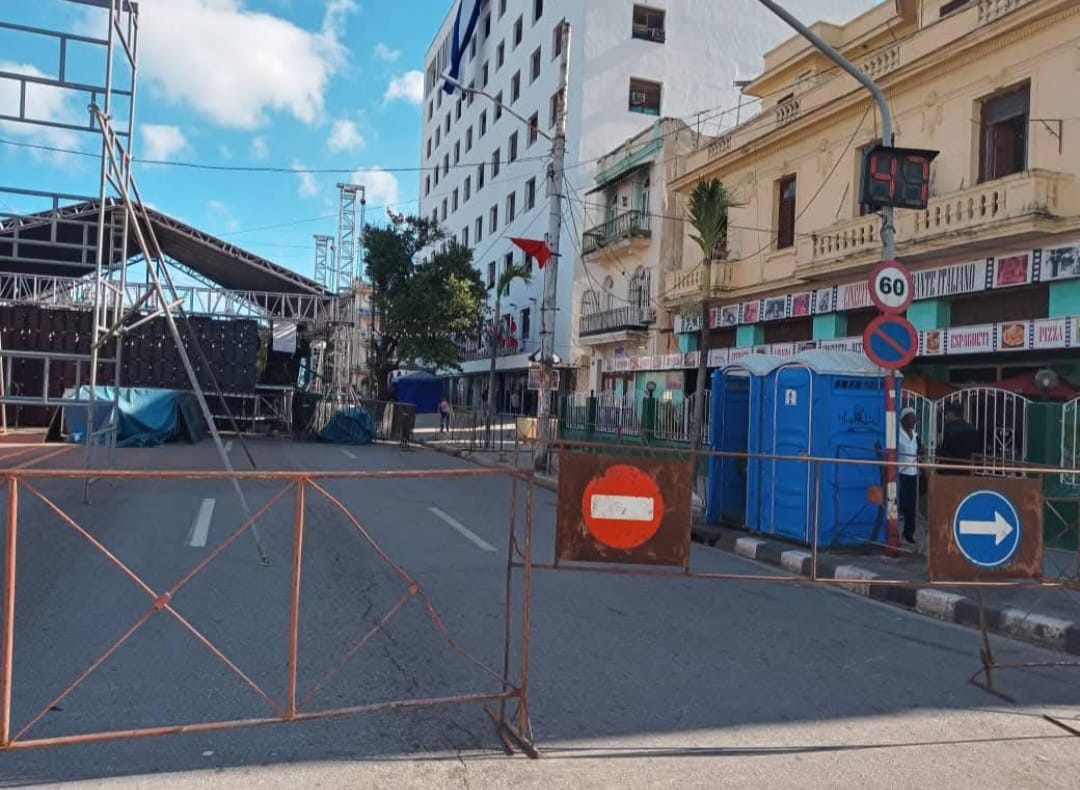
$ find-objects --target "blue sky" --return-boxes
[0,0,446,280]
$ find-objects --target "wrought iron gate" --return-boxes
[934,388,1030,476]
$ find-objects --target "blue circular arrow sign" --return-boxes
[952,490,1022,569]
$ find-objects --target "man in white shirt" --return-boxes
[897,407,921,546]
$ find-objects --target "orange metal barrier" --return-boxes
[0,466,537,755]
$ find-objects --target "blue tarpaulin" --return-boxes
[319,407,376,445]
[65,387,207,447]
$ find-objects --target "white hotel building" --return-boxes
[419,0,875,412]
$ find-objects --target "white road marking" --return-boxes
[428,507,496,552]
[341,449,357,460]
[589,494,654,521]
[224,440,233,453]
[188,498,216,548]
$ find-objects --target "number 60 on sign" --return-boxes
[869,260,914,314]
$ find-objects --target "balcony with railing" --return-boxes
[582,209,651,255]
[579,305,655,341]
[662,259,738,305]
[458,335,538,361]
[797,170,1080,274]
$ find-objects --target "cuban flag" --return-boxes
[442,0,484,94]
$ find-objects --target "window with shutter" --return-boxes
[979,83,1029,183]
[776,175,797,249]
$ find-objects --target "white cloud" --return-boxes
[384,71,424,105]
[353,167,399,208]
[218,143,233,160]
[207,199,239,232]
[81,0,358,130]
[0,62,85,161]
[292,161,319,199]
[327,119,365,153]
[373,43,400,62]
[250,135,270,160]
[140,124,189,160]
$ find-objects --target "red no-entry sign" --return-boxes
[582,465,665,550]
[556,453,691,567]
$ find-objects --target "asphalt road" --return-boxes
[0,437,1078,788]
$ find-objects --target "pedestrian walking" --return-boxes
[897,407,922,546]
[510,389,521,414]
[438,397,452,433]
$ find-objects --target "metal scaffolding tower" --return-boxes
[0,1,269,562]
[325,184,365,403]
[334,184,365,294]
[312,234,334,291]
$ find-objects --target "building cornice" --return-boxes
[672,0,1080,192]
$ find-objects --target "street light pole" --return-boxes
[533,20,571,472]
[755,0,900,548]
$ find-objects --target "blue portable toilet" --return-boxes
[750,351,898,548]
[706,355,784,526]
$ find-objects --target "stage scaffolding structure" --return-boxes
[0,0,279,562]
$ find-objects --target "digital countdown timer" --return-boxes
[859,145,940,211]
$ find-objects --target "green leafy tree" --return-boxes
[364,213,486,399]
[687,179,735,449]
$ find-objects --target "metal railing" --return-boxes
[594,392,641,436]
[581,210,651,255]
[559,390,710,444]
[0,465,533,752]
[579,306,655,336]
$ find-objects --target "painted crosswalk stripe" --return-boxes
[428,507,496,552]
[342,449,357,460]
[188,498,216,548]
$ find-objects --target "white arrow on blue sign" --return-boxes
[952,490,1022,569]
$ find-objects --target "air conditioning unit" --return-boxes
[630,91,648,105]
[649,28,665,42]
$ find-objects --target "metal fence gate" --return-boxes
[934,388,1030,476]
[1062,396,1080,487]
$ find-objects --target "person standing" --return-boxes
[897,407,922,546]
[939,401,978,473]
[510,388,521,415]
[438,397,452,433]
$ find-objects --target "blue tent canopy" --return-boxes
[393,371,442,414]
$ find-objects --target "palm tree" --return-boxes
[687,179,734,450]
[486,261,532,445]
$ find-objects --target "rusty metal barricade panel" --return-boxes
[927,474,1043,582]
[556,452,692,568]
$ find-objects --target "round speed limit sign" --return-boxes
[869,260,914,314]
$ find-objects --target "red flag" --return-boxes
[510,237,551,269]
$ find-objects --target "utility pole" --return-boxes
[755,0,900,546]
[442,23,569,471]
[534,20,571,472]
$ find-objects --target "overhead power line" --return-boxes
[0,136,549,174]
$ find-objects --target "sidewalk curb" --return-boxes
[693,523,1080,655]
[417,440,558,492]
